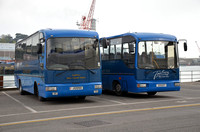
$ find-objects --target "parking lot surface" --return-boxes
[0,82,200,132]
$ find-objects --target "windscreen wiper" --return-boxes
[56,68,70,76]
[74,64,96,74]
[170,68,177,73]
[56,64,96,76]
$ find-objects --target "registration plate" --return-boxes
[156,84,167,87]
[70,86,83,90]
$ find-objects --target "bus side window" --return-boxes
[32,33,39,60]
[16,43,23,62]
[129,42,135,65]
[123,43,129,59]
[109,38,122,60]
[115,44,121,59]
[25,38,32,61]
[109,45,115,60]
[122,42,135,68]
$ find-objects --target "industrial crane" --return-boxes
[77,0,96,30]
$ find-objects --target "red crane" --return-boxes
[77,0,96,30]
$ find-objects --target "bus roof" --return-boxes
[40,29,99,39]
[104,32,177,42]
[16,29,99,44]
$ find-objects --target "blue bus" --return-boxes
[100,32,187,96]
[15,29,102,101]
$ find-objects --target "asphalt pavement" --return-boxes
[0,82,200,132]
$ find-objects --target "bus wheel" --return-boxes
[19,81,25,95]
[147,92,157,96]
[38,96,46,101]
[34,83,46,101]
[114,82,122,96]
[78,96,86,100]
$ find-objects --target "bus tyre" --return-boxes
[38,96,46,101]
[114,83,122,96]
[147,92,157,96]
[78,96,86,100]
[19,82,25,95]
[35,83,46,101]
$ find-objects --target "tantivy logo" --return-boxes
[153,70,169,80]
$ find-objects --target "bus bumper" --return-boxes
[131,80,180,93]
[39,82,102,98]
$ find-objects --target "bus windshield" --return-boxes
[47,37,100,70]
[138,41,178,69]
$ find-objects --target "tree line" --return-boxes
[0,33,28,43]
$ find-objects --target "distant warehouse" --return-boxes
[0,43,15,61]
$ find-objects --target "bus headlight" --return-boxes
[95,85,102,89]
[46,87,57,91]
[137,84,147,88]
[174,82,180,87]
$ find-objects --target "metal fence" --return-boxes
[180,70,200,82]
[0,67,200,90]
[0,75,16,89]
[0,64,16,90]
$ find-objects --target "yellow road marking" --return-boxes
[0,103,200,127]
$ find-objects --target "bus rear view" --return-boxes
[100,32,187,96]
[15,29,102,101]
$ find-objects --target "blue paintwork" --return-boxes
[42,29,99,39]
[15,29,102,99]
[101,32,180,94]
[105,32,177,42]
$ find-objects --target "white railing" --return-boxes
[0,69,200,90]
[0,75,16,89]
[180,70,200,82]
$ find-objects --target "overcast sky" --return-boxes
[0,0,200,58]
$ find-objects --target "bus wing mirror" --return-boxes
[37,43,42,54]
[184,42,187,51]
[40,38,45,43]
[178,39,187,51]
[101,38,108,48]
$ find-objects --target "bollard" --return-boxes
[0,76,3,89]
